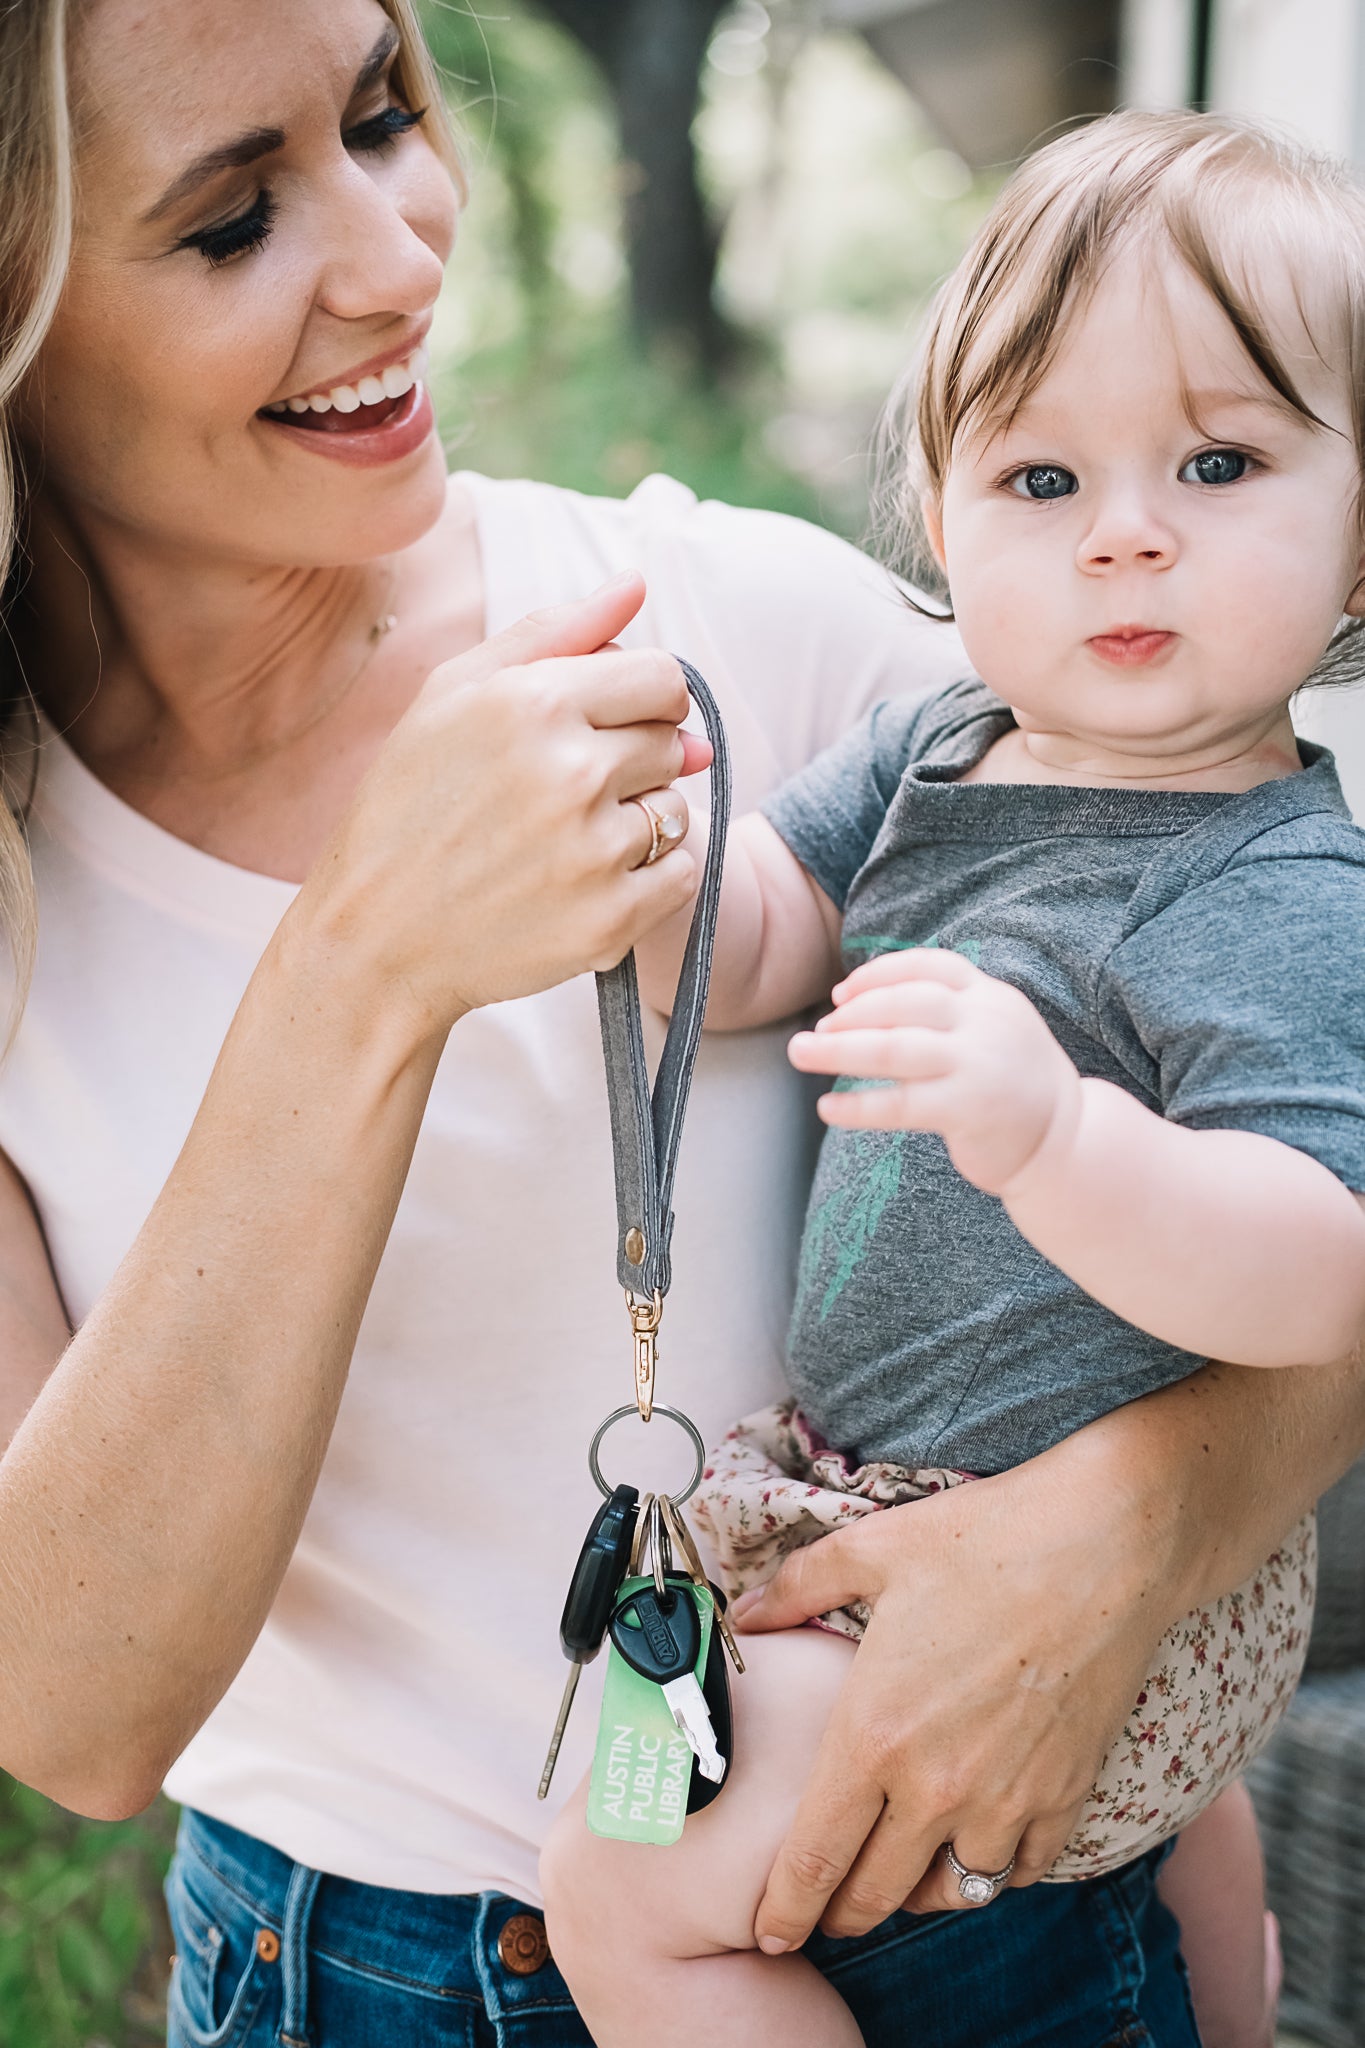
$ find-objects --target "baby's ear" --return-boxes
[920,491,947,573]
[1345,557,1365,618]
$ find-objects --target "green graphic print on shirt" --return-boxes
[794,937,980,1323]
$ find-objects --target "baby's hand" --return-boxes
[788,949,1081,1194]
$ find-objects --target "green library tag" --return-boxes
[586,1576,714,1846]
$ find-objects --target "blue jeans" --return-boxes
[165,1809,1201,2047]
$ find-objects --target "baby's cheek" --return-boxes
[955,572,1057,694]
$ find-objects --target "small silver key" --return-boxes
[608,1580,727,1786]
[661,1671,726,1783]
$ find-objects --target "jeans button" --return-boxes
[498,1913,550,1975]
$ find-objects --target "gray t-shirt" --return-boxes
[764,678,1365,1474]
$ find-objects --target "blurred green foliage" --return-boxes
[421,0,826,520]
[0,1777,176,2047]
[420,0,997,531]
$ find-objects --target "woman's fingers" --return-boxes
[899,1804,1079,1914]
[752,1689,890,1952]
[330,568,718,1019]
[527,645,692,733]
[423,571,648,698]
[736,1472,1154,1948]
[622,788,691,871]
[730,1521,882,1633]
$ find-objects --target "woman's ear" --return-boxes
[920,491,947,574]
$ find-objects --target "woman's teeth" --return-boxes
[264,344,429,418]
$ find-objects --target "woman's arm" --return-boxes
[634,814,842,1028]
[734,1352,1365,1946]
[0,578,700,1819]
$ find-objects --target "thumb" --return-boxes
[679,733,713,777]
[730,1522,881,1634]
[433,570,648,693]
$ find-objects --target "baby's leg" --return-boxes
[1157,1781,1277,2048]
[541,1625,865,2048]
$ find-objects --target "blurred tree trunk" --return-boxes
[536,0,729,366]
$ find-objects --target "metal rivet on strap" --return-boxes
[255,1929,281,1964]
[497,1913,550,1975]
[624,1227,646,1266]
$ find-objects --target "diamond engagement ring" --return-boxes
[944,1843,1016,1906]
[631,796,685,867]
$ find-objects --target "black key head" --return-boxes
[608,1578,702,1684]
[559,1485,640,1663]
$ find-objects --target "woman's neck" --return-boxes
[12,476,484,880]
[21,488,394,782]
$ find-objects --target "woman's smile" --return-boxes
[256,330,433,464]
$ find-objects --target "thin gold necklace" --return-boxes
[286,557,400,746]
[192,559,401,780]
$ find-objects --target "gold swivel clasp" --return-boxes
[626,1288,663,1422]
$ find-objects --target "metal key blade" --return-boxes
[538,1664,583,1799]
[662,1672,725,1783]
[538,1484,640,1799]
[661,1496,745,1674]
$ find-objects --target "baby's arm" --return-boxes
[790,949,1365,1370]
[634,814,843,1030]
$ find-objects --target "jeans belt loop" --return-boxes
[278,1859,324,2048]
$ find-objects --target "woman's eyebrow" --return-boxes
[141,126,285,225]
[139,24,401,227]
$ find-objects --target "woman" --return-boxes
[0,2,1357,2042]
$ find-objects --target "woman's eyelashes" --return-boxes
[180,190,278,268]
[348,105,427,155]
[176,104,427,267]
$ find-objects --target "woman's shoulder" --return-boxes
[454,470,968,761]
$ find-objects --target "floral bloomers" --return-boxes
[693,1400,1315,1879]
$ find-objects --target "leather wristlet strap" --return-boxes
[595,658,731,1305]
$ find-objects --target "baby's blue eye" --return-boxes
[1180,448,1247,486]
[1007,464,1077,500]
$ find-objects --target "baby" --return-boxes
[543,110,1365,2048]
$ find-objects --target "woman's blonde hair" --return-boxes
[0,0,461,1029]
[877,108,1365,678]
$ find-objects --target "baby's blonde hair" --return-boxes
[878,108,1365,668]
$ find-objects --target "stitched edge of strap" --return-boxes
[596,659,731,1298]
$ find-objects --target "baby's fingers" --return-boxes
[833,947,978,1004]
[789,1026,951,1084]
[816,981,957,1034]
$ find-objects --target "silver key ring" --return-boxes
[587,1403,706,1507]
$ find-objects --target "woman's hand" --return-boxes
[734,1352,1365,1949]
[301,570,711,1037]
[731,1432,1175,1946]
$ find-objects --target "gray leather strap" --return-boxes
[595,659,730,1299]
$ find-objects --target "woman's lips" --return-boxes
[1087,628,1175,668]
[256,379,434,468]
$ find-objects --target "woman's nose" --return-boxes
[314,154,452,324]
[1076,492,1177,574]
